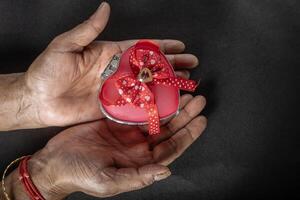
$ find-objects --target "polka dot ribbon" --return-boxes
[114,41,198,135]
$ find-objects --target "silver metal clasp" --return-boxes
[101,54,121,80]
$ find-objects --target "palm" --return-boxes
[40,95,206,197]
[52,120,156,182]
[26,41,131,126]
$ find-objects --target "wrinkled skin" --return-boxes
[30,94,206,198]
[24,2,199,128]
[3,3,207,200]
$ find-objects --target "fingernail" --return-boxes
[154,170,171,181]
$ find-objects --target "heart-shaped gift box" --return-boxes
[99,40,198,135]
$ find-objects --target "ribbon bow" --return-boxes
[114,41,198,135]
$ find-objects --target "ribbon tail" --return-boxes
[147,104,160,135]
[153,77,199,92]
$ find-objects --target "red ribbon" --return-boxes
[114,41,198,135]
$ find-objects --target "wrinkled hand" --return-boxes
[24,2,199,127]
[29,94,206,199]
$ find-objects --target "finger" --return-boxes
[167,95,206,134]
[147,94,193,145]
[49,2,110,51]
[178,94,194,110]
[154,116,207,166]
[95,165,171,197]
[166,54,199,69]
[175,70,190,79]
[148,95,206,147]
[117,39,185,54]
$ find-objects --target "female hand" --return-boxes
[17,94,206,199]
[20,2,199,128]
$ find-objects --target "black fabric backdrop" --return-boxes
[0,0,299,199]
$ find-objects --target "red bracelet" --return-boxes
[18,156,46,200]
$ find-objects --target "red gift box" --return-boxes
[99,40,198,135]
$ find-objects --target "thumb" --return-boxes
[49,2,110,52]
[115,164,172,192]
[116,164,171,189]
[89,164,171,197]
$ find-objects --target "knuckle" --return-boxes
[84,19,102,33]
[168,137,179,155]
[166,122,176,134]
[184,126,194,141]
[51,35,63,44]
[140,177,154,187]
[183,105,193,119]
[93,179,119,197]
[167,54,175,64]
[49,35,65,49]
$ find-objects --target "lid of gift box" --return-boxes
[99,40,179,124]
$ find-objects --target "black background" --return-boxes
[0,0,299,199]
